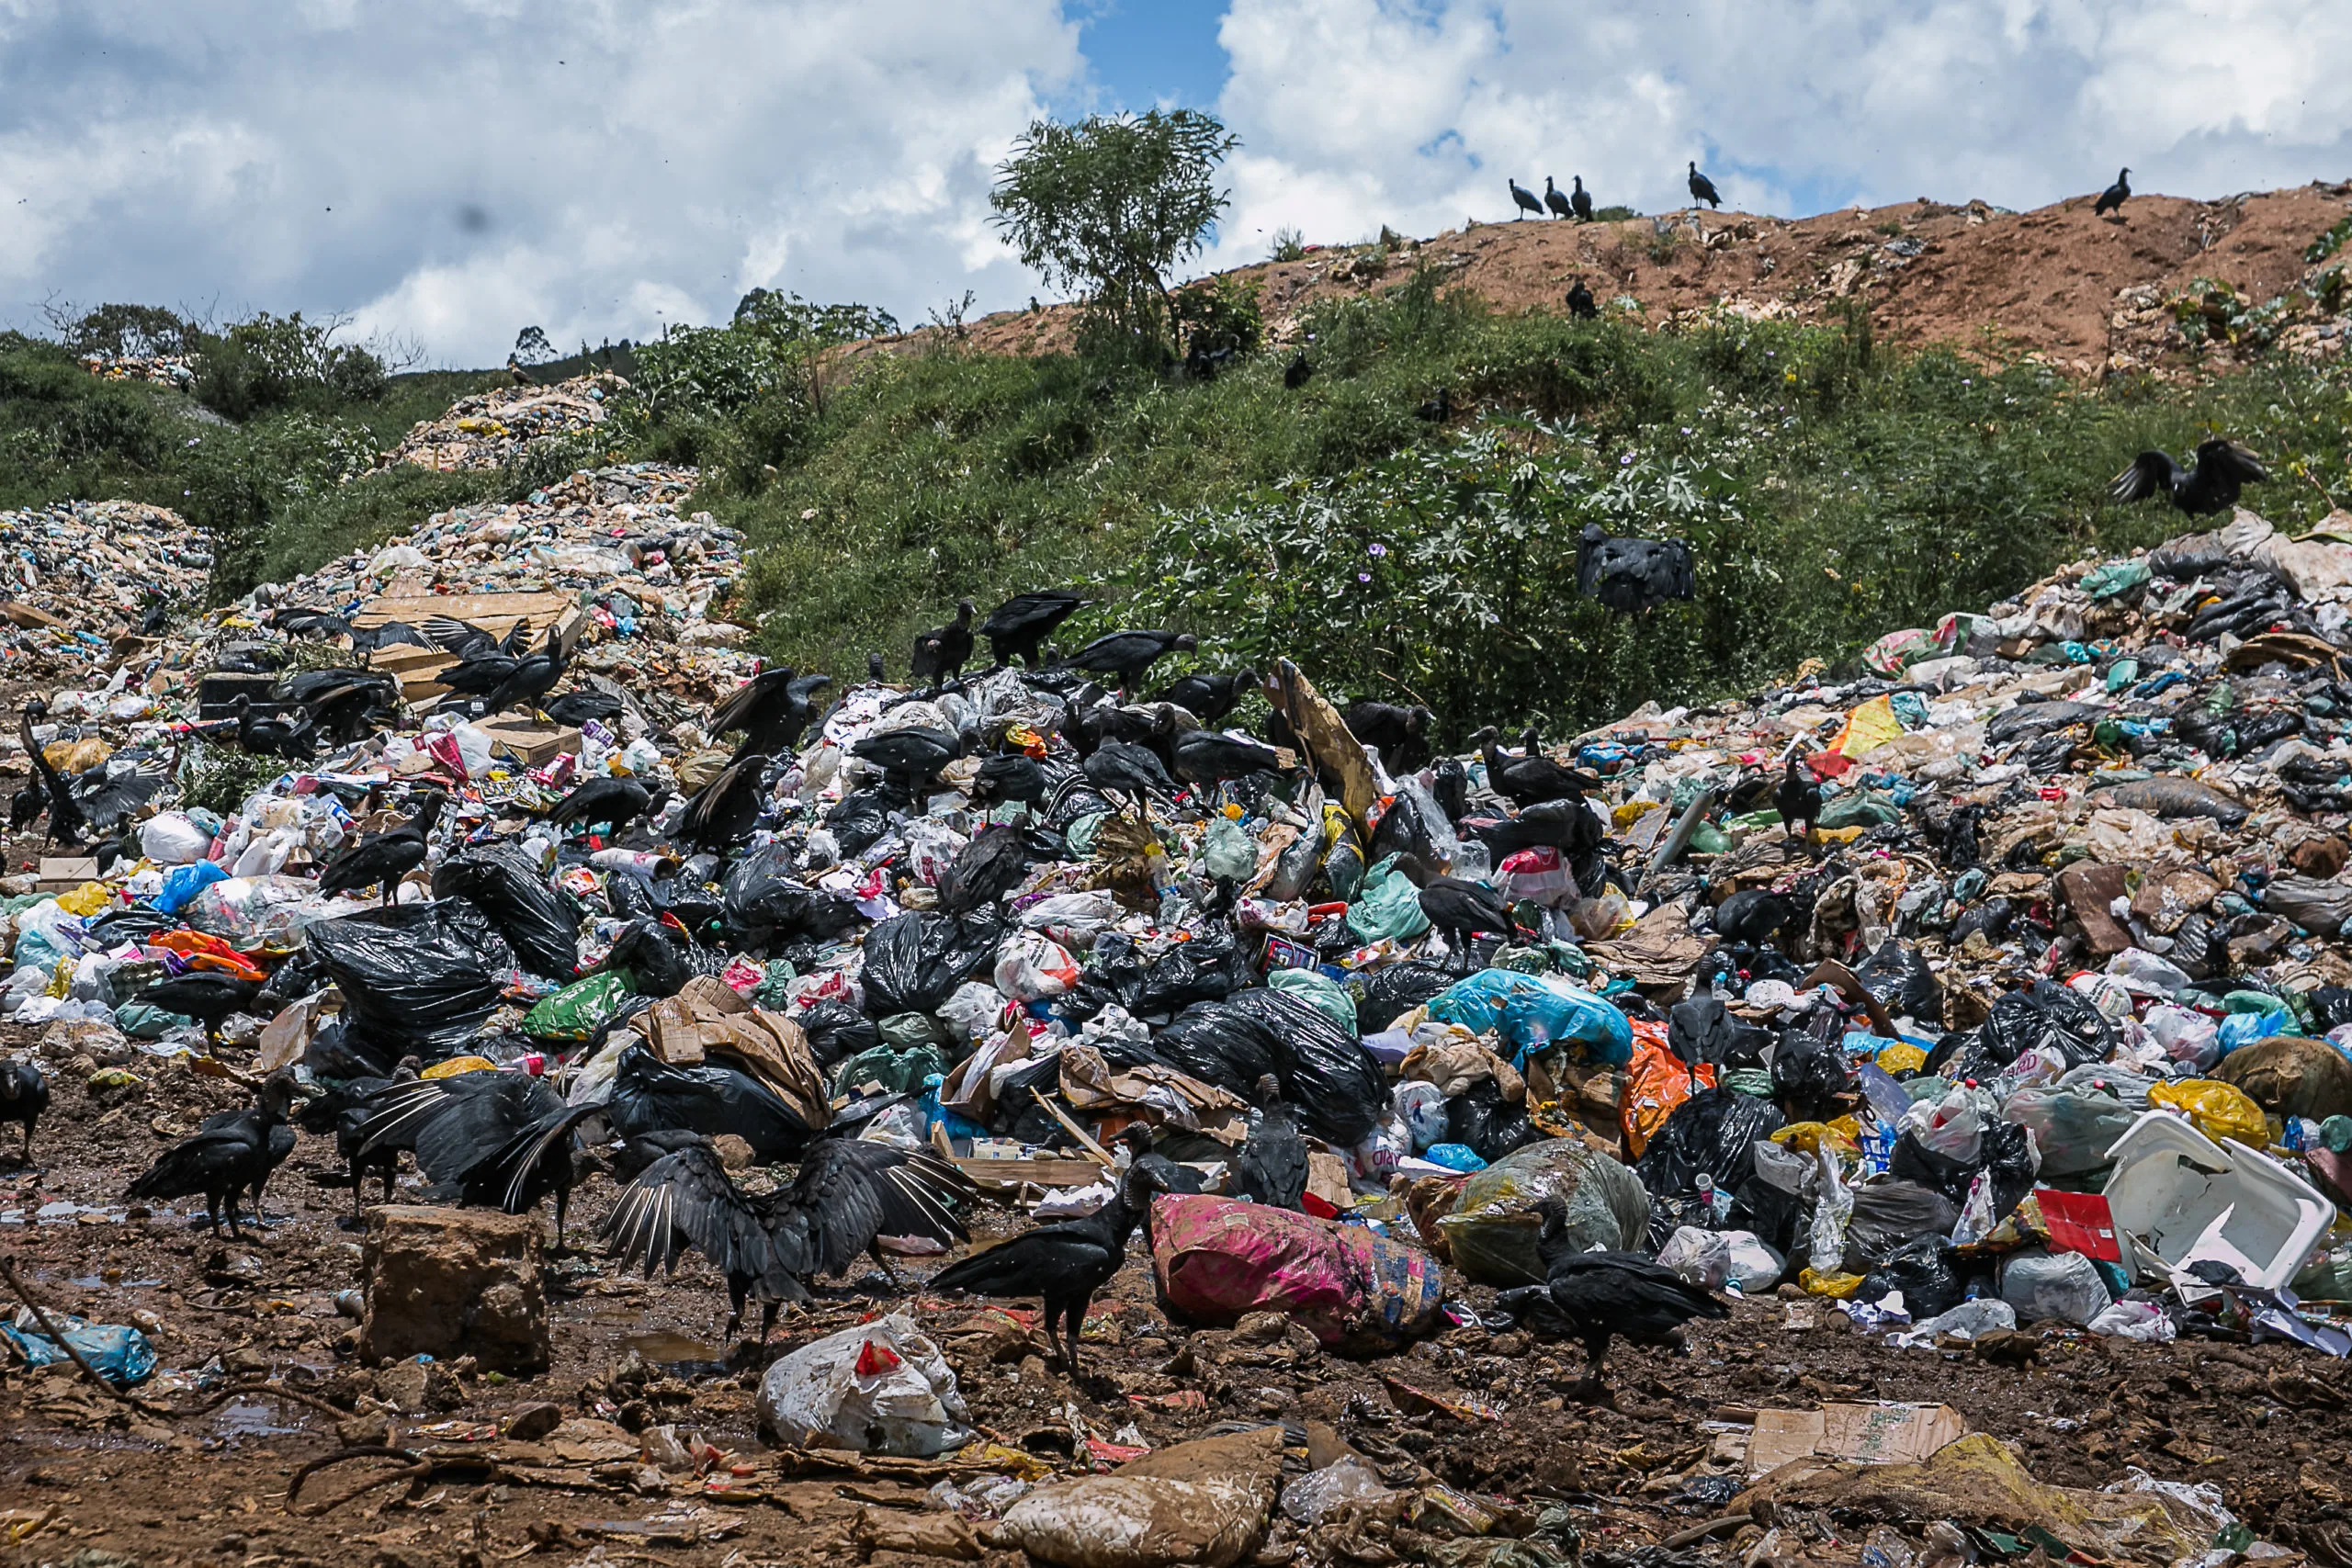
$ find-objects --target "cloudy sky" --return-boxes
[3,0,2346,367]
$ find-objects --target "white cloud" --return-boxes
[0,0,1080,363]
[1205,0,2352,269]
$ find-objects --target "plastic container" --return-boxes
[2099,1109,2335,1291]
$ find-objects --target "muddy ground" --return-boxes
[5,1053,2352,1568]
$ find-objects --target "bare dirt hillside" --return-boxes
[892,180,2352,378]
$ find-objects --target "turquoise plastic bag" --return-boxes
[1425,969,1633,1064]
[1268,966,1357,1034]
[1345,853,1430,942]
[1199,818,1256,882]
[0,1318,156,1387]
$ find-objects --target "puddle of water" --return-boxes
[212,1397,307,1438]
[624,1331,727,1374]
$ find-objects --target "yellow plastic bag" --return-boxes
[1799,1267,1865,1298]
[422,1055,498,1079]
[54,881,114,917]
[2149,1078,2269,1146]
[1772,1121,1859,1157]
[1831,694,1903,760]
[1876,1041,1928,1075]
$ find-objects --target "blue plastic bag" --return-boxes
[2217,1008,2294,1056]
[1345,854,1430,942]
[1425,969,1633,1064]
[1422,1143,1487,1172]
[154,860,229,917]
[0,1318,157,1387]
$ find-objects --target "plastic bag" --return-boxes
[2087,1299,2177,1342]
[1839,1179,1959,1265]
[1267,967,1357,1034]
[1436,1138,1651,1286]
[0,1316,156,1387]
[1345,853,1430,942]
[1902,1088,1984,1163]
[831,1043,951,1098]
[1807,1146,1854,1275]
[305,901,507,1067]
[2213,1033,2352,1121]
[1283,1457,1396,1526]
[138,812,213,866]
[862,910,1003,1018]
[1425,969,1633,1062]
[1621,1038,1711,1159]
[1857,1236,1965,1318]
[524,970,635,1042]
[797,998,877,1068]
[1149,1194,1444,1349]
[723,841,861,949]
[991,931,1079,1002]
[2148,1078,2269,1145]
[1444,1078,1542,1163]
[1895,1298,2016,1345]
[1634,1086,1783,1197]
[154,860,229,917]
[756,1311,970,1456]
[1657,1225,1784,1293]
[434,844,582,979]
[2000,1085,2141,1177]
[1223,989,1387,1145]
[1198,817,1257,882]
[1997,1248,2112,1326]
[1856,942,1943,1024]
[1392,1081,1448,1151]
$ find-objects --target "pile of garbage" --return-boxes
[7,483,2352,1402]
[0,499,210,649]
[375,374,622,472]
[75,352,196,389]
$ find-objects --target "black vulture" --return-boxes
[1687,161,1722,209]
[1576,523,1697,614]
[1419,875,1515,954]
[1283,352,1313,389]
[1171,729,1285,786]
[1159,667,1257,726]
[425,613,533,660]
[679,751,771,852]
[126,1071,300,1237]
[134,973,263,1049]
[1774,757,1823,837]
[2,1059,47,1164]
[937,826,1055,917]
[910,600,977,687]
[969,751,1048,808]
[1495,1197,1729,1393]
[316,789,445,905]
[1085,739,1174,818]
[1570,175,1594,221]
[605,1134,975,1340]
[1510,178,1544,219]
[2094,167,2131,217]
[2109,439,2267,516]
[541,688,626,729]
[481,626,571,716]
[304,1057,423,1224]
[1064,629,1196,689]
[1232,1075,1308,1213]
[231,694,317,761]
[1473,727,1594,807]
[1342,700,1434,773]
[851,725,962,792]
[1713,887,1809,947]
[1117,1122,1206,1197]
[981,592,1091,669]
[1566,280,1600,319]
[549,775,654,834]
[1415,388,1452,422]
[1544,176,1572,219]
[928,1159,1170,1370]
[357,1072,600,1247]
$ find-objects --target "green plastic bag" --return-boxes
[112,1001,190,1039]
[831,1043,949,1097]
[1268,966,1357,1033]
[1199,817,1256,882]
[1436,1139,1650,1285]
[1346,853,1430,942]
[2081,558,2153,601]
[876,1010,946,1050]
[1686,822,1731,855]
[750,960,798,1010]
[524,970,634,1042]
[1816,788,1900,830]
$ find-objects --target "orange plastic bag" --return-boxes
[147,930,268,982]
[1619,1027,1715,1159]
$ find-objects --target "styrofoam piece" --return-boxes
[2099,1109,2334,1292]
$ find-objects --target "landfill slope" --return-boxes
[7,371,2352,1568]
[864,180,2352,378]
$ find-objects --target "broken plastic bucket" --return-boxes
[2099,1108,2333,1292]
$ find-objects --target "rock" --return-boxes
[711,1134,755,1170]
[994,1427,1281,1568]
[1234,1312,1290,1344]
[359,1205,549,1372]
[503,1402,564,1441]
[40,1019,130,1066]
[375,1359,430,1414]
[338,1413,397,1448]
[221,1345,271,1376]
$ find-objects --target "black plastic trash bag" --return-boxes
[1222,988,1388,1145]
[1635,1087,1784,1199]
[723,841,859,950]
[1365,790,1445,886]
[824,786,899,858]
[1445,1078,1543,1163]
[1667,992,1770,1069]
[1982,1119,2040,1224]
[605,1045,818,1163]
[1858,1236,1966,1318]
[305,901,507,1066]
[1855,941,1943,1026]
[433,843,582,979]
[796,998,877,1069]
[1354,961,1457,1032]
[1982,981,2115,1069]
[1771,1015,1854,1115]
[1841,1179,1960,1262]
[1889,1129,1975,1202]
[860,909,1003,1018]
[1159,1000,1282,1099]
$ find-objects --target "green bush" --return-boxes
[191,312,388,422]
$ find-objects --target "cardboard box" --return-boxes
[37,857,97,892]
[1746,1402,1967,1477]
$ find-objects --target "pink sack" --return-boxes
[1149,1196,1442,1351]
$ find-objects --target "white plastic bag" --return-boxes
[1998,1248,2112,1326]
[1807,1145,1854,1275]
[992,932,1079,1001]
[139,813,213,866]
[938,981,1007,1043]
[756,1311,971,1456]
[2087,1299,2177,1342]
[1894,1297,2016,1346]
[1282,1457,1396,1525]
[1392,1081,1447,1152]
[1903,1087,1984,1163]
